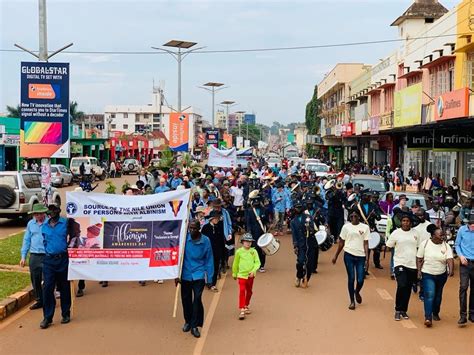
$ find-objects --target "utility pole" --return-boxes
[220,101,237,133]
[199,82,226,129]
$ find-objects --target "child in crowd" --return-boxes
[232,233,261,320]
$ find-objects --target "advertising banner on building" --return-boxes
[341,123,353,137]
[66,189,191,281]
[434,88,469,121]
[223,133,233,148]
[20,62,70,158]
[407,129,474,150]
[197,133,206,147]
[208,145,237,168]
[169,113,189,151]
[206,129,219,146]
[394,83,422,128]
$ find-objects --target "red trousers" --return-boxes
[238,277,254,309]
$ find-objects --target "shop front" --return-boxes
[0,117,20,171]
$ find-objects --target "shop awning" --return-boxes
[421,55,455,69]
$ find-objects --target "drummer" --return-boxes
[291,201,318,288]
[245,190,268,273]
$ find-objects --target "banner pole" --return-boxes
[70,280,75,318]
[172,191,193,318]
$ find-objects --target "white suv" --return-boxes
[70,157,105,180]
[0,172,61,220]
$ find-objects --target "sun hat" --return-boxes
[29,204,48,214]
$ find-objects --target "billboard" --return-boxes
[20,62,70,158]
[434,88,469,121]
[206,129,219,146]
[223,133,233,148]
[169,113,189,151]
[394,83,422,128]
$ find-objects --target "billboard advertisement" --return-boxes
[169,113,189,151]
[223,133,233,148]
[20,62,70,158]
[434,88,469,121]
[206,129,219,146]
[394,83,422,128]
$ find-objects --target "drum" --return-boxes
[316,231,334,252]
[257,233,280,256]
[368,231,382,250]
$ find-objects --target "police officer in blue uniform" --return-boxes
[40,204,72,329]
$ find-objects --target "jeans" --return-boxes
[459,261,474,317]
[181,279,205,328]
[422,272,447,320]
[238,277,254,309]
[274,211,285,232]
[42,254,71,321]
[343,252,366,303]
[394,265,417,312]
[29,253,44,305]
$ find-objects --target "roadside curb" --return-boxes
[0,286,34,321]
[0,264,30,273]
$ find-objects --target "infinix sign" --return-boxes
[408,129,474,150]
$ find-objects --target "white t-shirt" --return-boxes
[386,228,419,269]
[417,239,453,275]
[414,221,433,246]
[340,222,370,257]
[230,186,244,207]
[427,209,445,226]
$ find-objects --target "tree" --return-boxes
[305,86,321,135]
[230,124,261,147]
[70,101,85,123]
[6,105,20,118]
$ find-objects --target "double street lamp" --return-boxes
[199,82,226,129]
[220,100,237,133]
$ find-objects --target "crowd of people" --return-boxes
[19,156,474,335]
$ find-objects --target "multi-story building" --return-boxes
[104,86,203,150]
[216,110,227,130]
[244,113,256,125]
[320,0,474,190]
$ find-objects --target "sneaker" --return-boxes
[401,312,409,319]
[432,314,441,321]
[244,307,251,314]
[394,311,402,321]
[258,268,266,273]
[458,316,467,325]
[76,289,84,297]
[54,291,60,299]
[424,319,432,327]
[348,302,356,310]
[239,310,245,320]
[295,278,301,288]
[355,291,362,304]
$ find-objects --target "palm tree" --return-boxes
[6,105,20,118]
[180,153,202,175]
[156,148,175,173]
[70,101,85,123]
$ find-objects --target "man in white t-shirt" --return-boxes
[414,209,433,246]
[427,202,445,228]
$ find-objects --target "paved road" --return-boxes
[0,233,471,354]
[0,176,134,239]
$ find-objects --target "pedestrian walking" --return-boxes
[416,224,454,327]
[40,204,72,329]
[20,204,48,310]
[178,220,214,338]
[201,210,225,292]
[232,233,261,320]
[385,213,419,321]
[454,212,474,325]
[332,209,369,310]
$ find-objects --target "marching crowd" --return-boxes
[19,157,474,336]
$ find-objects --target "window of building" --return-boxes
[110,114,115,119]
[111,124,116,129]
[123,113,128,118]
[466,52,474,90]
[407,73,422,87]
[429,59,455,97]
[427,151,456,187]
[383,86,395,113]
[144,114,149,119]
[123,124,129,129]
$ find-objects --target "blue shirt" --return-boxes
[42,217,69,255]
[272,189,289,213]
[181,234,214,282]
[154,185,170,194]
[21,218,47,259]
[455,225,474,259]
[169,177,183,189]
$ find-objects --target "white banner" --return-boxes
[66,189,191,281]
[207,145,237,168]
[244,140,250,148]
[236,136,244,149]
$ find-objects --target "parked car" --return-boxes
[305,163,330,177]
[70,157,105,180]
[148,158,161,169]
[122,158,141,175]
[289,157,304,165]
[350,174,388,197]
[304,158,321,166]
[51,164,73,187]
[376,191,433,235]
[0,171,61,220]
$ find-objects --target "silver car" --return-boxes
[0,171,61,220]
[51,164,73,187]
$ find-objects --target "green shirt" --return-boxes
[232,247,261,279]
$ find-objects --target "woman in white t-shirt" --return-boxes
[385,214,419,321]
[332,210,370,310]
[416,224,454,328]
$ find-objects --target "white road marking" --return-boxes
[420,346,439,355]
[193,276,227,355]
[376,288,393,301]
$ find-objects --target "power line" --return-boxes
[0,33,467,56]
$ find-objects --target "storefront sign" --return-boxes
[3,135,20,145]
[394,83,422,128]
[435,88,469,121]
[20,62,70,158]
[341,123,353,137]
[370,116,380,135]
[206,129,219,146]
[169,113,189,151]
[335,125,342,137]
[223,133,233,148]
[408,129,474,150]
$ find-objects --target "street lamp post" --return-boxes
[151,40,204,112]
[199,82,225,129]
[220,100,236,133]
[235,111,246,138]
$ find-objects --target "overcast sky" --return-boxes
[0,0,459,126]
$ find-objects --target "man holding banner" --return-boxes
[178,220,214,338]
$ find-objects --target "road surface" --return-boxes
[0,232,472,354]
